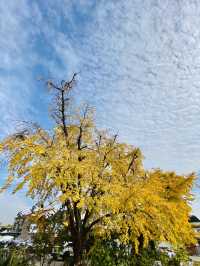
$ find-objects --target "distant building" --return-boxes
[13,211,31,241]
[189,215,200,223]
[188,215,200,256]
[189,215,200,242]
[0,210,35,244]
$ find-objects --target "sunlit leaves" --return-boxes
[0,96,196,254]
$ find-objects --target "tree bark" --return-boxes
[72,236,85,266]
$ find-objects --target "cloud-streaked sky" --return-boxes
[0,0,200,222]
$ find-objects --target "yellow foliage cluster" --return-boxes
[0,77,196,255]
[0,108,195,251]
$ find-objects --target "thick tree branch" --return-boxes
[86,213,111,232]
[60,89,68,138]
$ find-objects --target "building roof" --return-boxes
[189,215,200,223]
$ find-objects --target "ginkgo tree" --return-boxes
[0,75,196,265]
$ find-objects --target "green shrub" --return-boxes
[168,247,189,266]
[89,240,136,266]
[88,240,189,266]
[0,246,34,266]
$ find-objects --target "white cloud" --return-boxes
[0,192,30,224]
[192,193,200,219]
[0,1,39,136]
[1,0,200,221]
[2,0,200,172]
[58,0,200,174]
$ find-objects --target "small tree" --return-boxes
[0,75,196,265]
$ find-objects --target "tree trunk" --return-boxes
[73,240,84,266]
[138,234,144,254]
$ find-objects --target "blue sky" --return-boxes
[0,0,200,223]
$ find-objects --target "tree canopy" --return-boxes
[0,75,196,265]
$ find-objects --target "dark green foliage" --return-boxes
[89,240,136,266]
[0,246,33,266]
[0,240,189,266]
[88,239,189,266]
